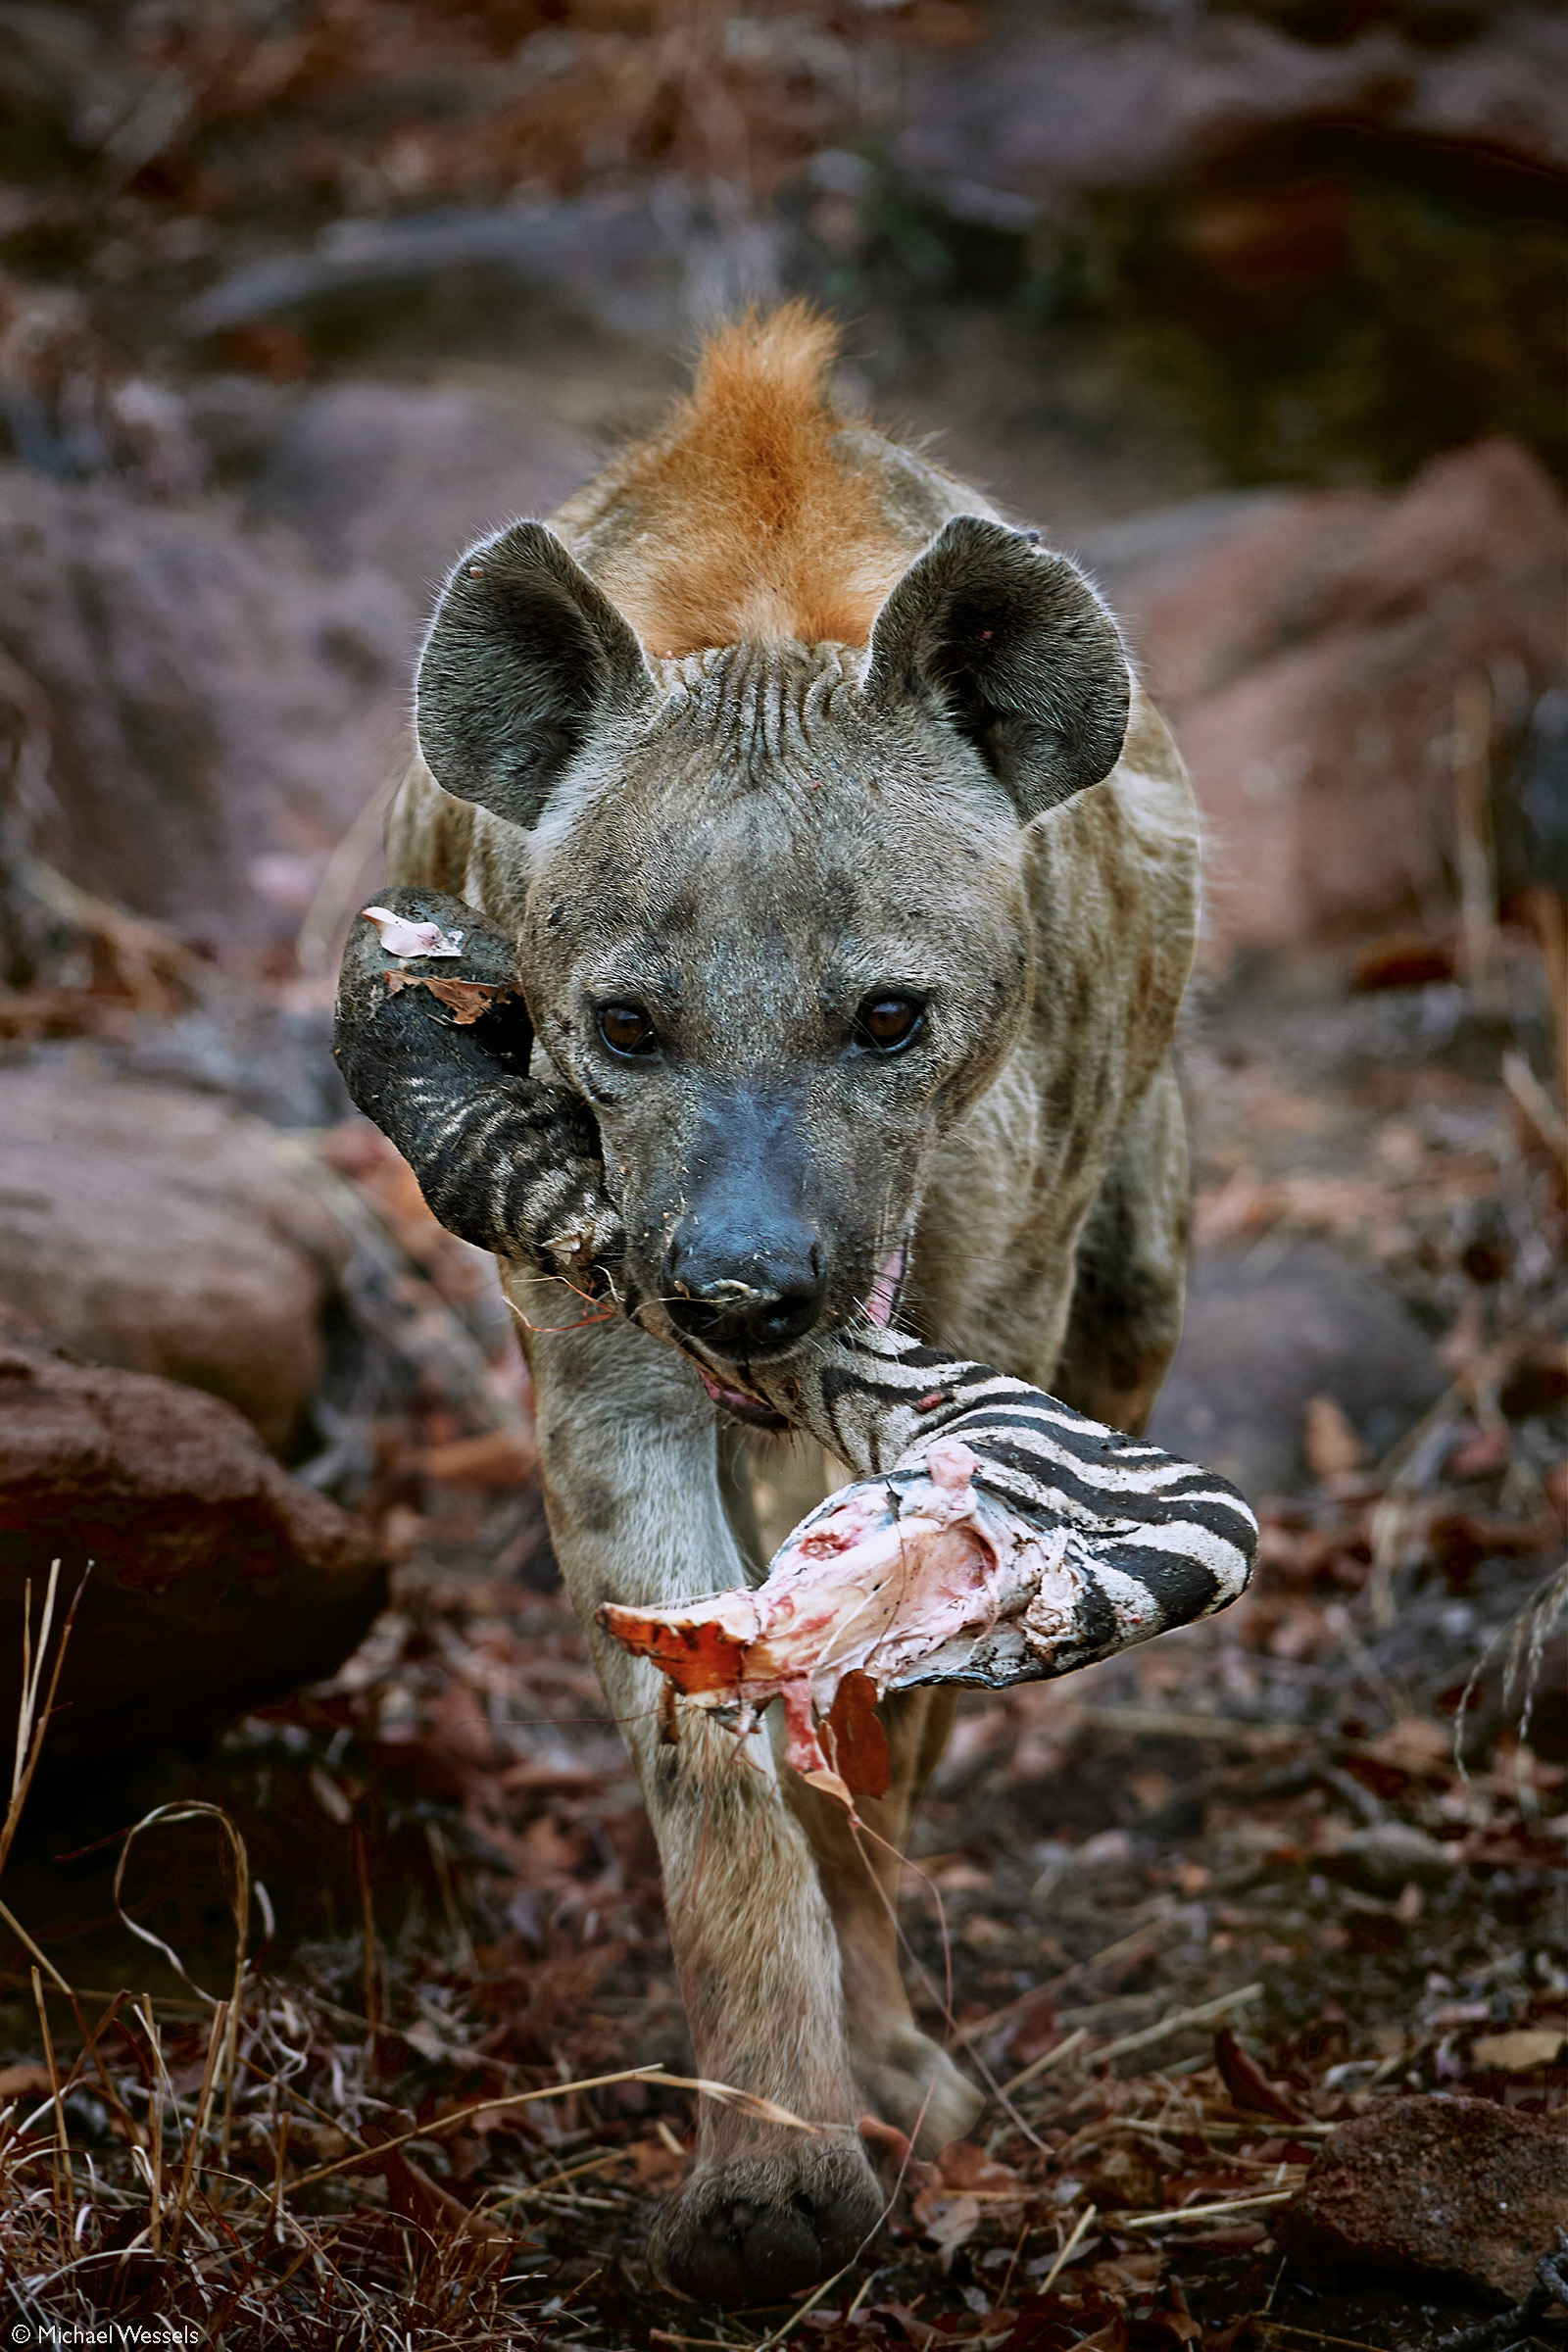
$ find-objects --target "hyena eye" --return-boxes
[855,995,925,1053]
[598,1003,659,1057]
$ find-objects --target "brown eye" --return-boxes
[598,1003,658,1056]
[856,995,924,1053]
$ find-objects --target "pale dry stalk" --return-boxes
[31,1962,71,2246]
[139,1994,164,2255]
[1453,674,1505,1019]
[167,1994,229,2256]
[110,1800,252,2160]
[1,1558,88,1884]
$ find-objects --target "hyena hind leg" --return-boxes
[788,1684,986,2155]
[1051,1054,1190,1440]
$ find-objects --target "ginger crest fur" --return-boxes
[555,302,910,657]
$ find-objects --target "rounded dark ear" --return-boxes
[416,522,654,830]
[862,516,1131,822]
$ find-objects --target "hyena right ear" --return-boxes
[863,515,1130,823]
[416,522,655,831]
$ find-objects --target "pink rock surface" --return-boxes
[0,1318,385,1762]
[0,1070,349,1454]
[1116,440,1566,956]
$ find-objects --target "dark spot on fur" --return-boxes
[1046,1066,1077,1126]
[576,1476,620,1536]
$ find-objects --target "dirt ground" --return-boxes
[0,10,1563,2334]
[1,940,1561,2349]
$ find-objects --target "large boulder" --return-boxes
[0,462,414,955]
[0,1069,349,1455]
[1081,440,1566,956]
[1278,2094,1568,2304]
[1146,1239,1445,1497]
[902,8,1568,216]
[0,1321,385,1763]
[242,377,593,596]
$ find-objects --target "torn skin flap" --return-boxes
[379,970,522,1025]
[596,1453,1025,1812]
[595,1591,760,1698]
[824,1669,892,1798]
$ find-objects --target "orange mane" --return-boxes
[586,304,909,658]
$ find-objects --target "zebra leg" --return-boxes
[1050,1055,1189,1438]
[600,1323,1258,1709]
[333,889,625,1290]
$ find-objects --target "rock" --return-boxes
[1145,1239,1445,1496]
[1079,441,1566,957]
[0,463,415,955]
[183,190,786,351]
[902,11,1568,217]
[244,379,590,597]
[1278,2094,1568,2304]
[0,1322,385,1763]
[0,1070,350,1454]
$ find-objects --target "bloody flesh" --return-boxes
[600,1437,1083,1803]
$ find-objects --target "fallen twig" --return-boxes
[1089,1982,1262,2070]
[283,2060,843,2196]
[1037,2200,1099,2293]
[1118,2185,1297,2230]
[1000,2025,1091,2099]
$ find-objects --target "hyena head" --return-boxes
[414,514,1130,1401]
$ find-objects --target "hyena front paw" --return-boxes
[649,2142,881,2308]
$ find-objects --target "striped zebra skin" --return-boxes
[739,1324,1258,1694]
[335,888,1258,1699]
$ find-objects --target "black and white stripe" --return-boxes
[335,889,1258,1688]
[745,1324,1257,1690]
[334,887,624,1284]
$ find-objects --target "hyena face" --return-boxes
[517,657,1035,1394]
[414,514,1132,1402]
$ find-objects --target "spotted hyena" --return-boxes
[382,307,1198,2304]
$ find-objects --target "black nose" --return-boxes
[664,1224,826,1354]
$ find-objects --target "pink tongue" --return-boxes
[866,1246,906,1328]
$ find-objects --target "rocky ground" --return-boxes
[0,941,1560,2350]
[0,4,1564,2342]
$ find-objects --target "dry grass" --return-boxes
[0,924,1562,2347]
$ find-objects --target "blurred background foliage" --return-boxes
[0,0,1561,489]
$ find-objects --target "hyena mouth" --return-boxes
[697,1368,791,1431]
[693,1246,909,1428]
[866,1244,907,1328]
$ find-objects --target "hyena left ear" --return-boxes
[863,516,1131,821]
[416,522,655,831]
